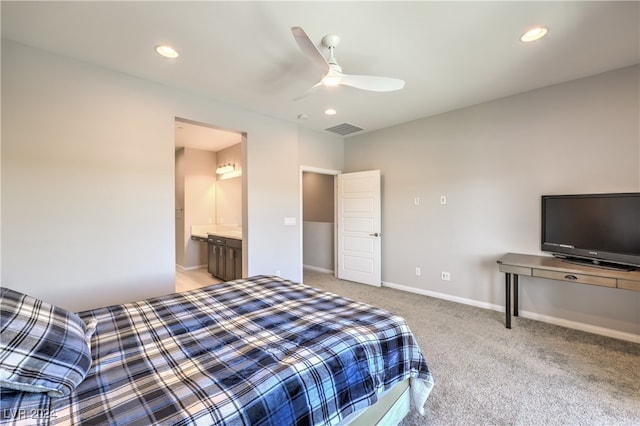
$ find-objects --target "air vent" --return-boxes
[325,123,363,136]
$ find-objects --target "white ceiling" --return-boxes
[175,118,243,152]
[2,1,639,140]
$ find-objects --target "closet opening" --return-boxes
[300,167,340,281]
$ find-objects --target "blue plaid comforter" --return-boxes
[1,275,434,425]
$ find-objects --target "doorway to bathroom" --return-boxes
[174,117,245,281]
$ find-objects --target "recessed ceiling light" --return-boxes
[520,26,548,43]
[324,108,337,116]
[155,45,179,58]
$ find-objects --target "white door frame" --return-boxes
[299,166,341,281]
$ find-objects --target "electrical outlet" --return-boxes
[275,270,281,276]
[415,267,421,276]
[441,271,451,281]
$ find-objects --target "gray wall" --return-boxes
[303,173,334,223]
[298,127,344,172]
[175,148,186,266]
[344,66,639,337]
[216,143,242,226]
[182,148,217,268]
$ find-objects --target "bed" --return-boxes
[1,275,434,425]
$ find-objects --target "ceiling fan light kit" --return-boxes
[322,72,341,87]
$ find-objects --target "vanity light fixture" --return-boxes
[216,163,235,174]
[520,26,548,43]
[155,45,179,58]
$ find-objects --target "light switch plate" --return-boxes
[284,217,296,226]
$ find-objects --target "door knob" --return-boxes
[369,232,381,237]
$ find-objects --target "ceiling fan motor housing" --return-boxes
[322,34,341,48]
[322,35,342,70]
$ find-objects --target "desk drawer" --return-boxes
[618,279,640,291]
[498,264,532,275]
[532,269,616,288]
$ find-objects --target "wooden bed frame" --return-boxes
[342,379,412,425]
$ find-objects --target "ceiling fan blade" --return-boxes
[339,74,405,92]
[292,81,323,101]
[291,26,330,74]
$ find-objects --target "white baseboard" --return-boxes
[517,310,640,344]
[176,264,207,272]
[382,281,640,344]
[303,264,334,274]
[382,281,504,311]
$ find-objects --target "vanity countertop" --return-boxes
[191,225,242,240]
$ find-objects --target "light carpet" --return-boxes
[303,270,640,426]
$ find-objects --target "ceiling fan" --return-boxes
[291,26,405,99]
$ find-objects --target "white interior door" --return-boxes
[337,170,381,286]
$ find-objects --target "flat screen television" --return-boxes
[541,193,640,271]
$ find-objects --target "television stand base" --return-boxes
[554,255,637,272]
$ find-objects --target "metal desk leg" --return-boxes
[513,274,519,317]
[505,273,511,329]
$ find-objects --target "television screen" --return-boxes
[541,193,640,269]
